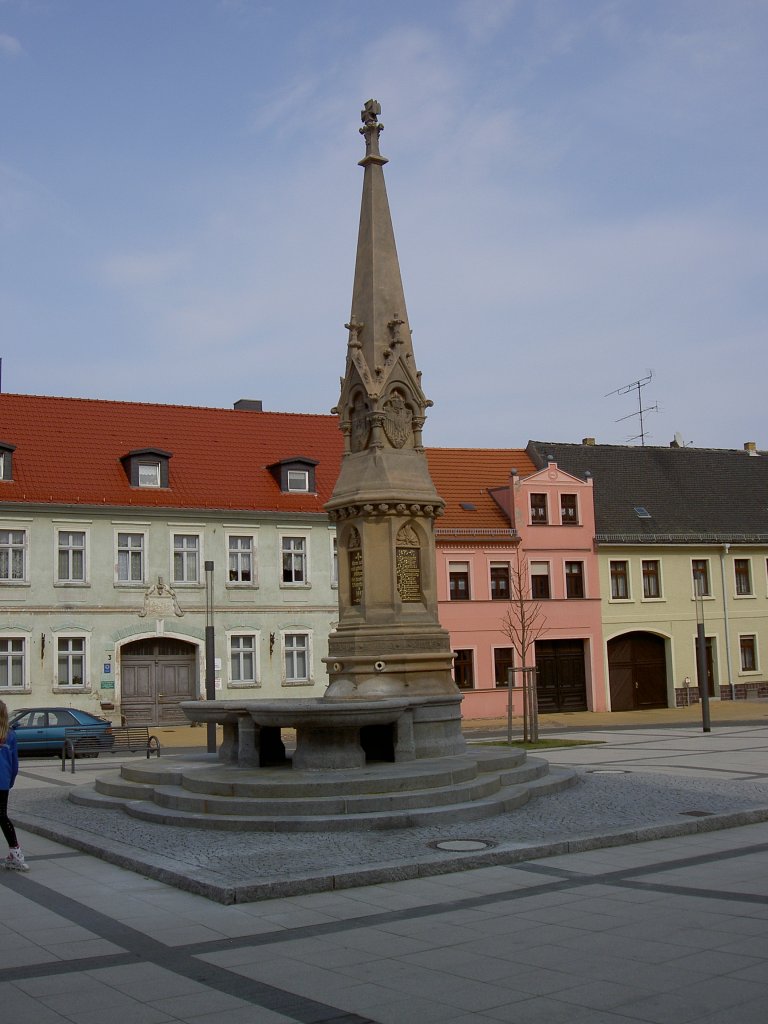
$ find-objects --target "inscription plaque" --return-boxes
[349,548,364,605]
[396,547,422,602]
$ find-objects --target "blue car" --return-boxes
[10,707,114,756]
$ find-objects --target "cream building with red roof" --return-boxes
[0,392,344,724]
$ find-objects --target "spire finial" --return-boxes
[359,99,387,166]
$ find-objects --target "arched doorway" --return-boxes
[608,632,668,711]
[120,637,198,725]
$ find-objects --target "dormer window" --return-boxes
[121,448,171,488]
[268,457,318,494]
[0,442,16,482]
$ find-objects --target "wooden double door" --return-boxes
[120,638,198,725]
[535,639,588,713]
[608,632,668,711]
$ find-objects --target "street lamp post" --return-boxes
[204,560,216,753]
[694,577,711,733]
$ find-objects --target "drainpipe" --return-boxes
[720,544,735,701]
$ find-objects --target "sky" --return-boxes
[2,0,766,451]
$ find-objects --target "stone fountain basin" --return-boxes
[182,698,416,770]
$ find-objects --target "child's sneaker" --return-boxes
[4,847,29,871]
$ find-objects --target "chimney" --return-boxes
[234,399,263,412]
[582,437,596,446]
[744,441,758,455]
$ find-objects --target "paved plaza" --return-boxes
[2,706,768,1021]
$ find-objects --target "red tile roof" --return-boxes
[426,448,535,534]
[0,393,344,513]
[0,395,535,524]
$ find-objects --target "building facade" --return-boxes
[428,448,607,717]
[528,439,768,710]
[0,394,343,724]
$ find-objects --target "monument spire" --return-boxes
[324,101,465,761]
[344,99,423,412]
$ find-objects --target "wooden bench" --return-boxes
[61,725,160,773]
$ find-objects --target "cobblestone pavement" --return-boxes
[12,721,768,903]
[4,719,768,1024]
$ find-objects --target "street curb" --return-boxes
[15,804,768,906]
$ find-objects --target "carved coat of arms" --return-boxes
[382,390,411,449]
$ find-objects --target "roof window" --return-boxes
[268,457,318,495]
[0,442,16,482]
[121,448,171,488]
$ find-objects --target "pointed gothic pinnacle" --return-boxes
[359,99,388,166]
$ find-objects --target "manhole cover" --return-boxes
[589,769,631,774]
[680,810,715,817]
[430,839,495,852]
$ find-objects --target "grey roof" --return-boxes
[527,441,768,544]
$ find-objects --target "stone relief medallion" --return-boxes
[138,577,184,619]
[382,390,411,448]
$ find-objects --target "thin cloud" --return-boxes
[0,32,21,56]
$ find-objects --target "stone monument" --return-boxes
[323,100,465,758]
[71,102,576,834]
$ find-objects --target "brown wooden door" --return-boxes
[120,638,197,725]
[534,640,588,713]
[608,632,668,711]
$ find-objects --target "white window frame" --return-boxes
[279,530,311,588]
[452,647,476,690]
[0,528,27,584]
[739,634,758,674]
[55,527,89,585]
[53,631,90,691]
[227,630,260,687]
[559,492,579,526]
[565,560,586,599]
[530,493,548,524]
[448,560,471,601]
[114,529,147,585]
[492,645,515,688]
[281,630,313,686]
[530,560,551,599]
[0,634,29,691]
[287,469,310,493]
[171,531,202,585]
[733,558,754,598]
[691,558,712,599]
[226,531,258,587]
[609,559,631,601]
[490,561,511,601]
[641,558,664,601]
[137,462,161,488]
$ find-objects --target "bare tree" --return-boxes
[499,548,547,743]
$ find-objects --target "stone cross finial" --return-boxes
[361,99,381,127]
[359,99,384,162]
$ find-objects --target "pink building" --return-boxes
[427,449,607,718]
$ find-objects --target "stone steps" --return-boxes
[69,748,578,832]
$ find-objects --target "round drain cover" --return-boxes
[433,839,493,852]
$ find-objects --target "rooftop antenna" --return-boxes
[606,371,658,446]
